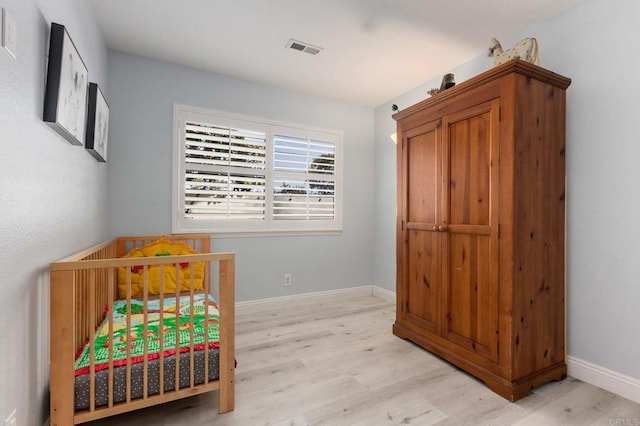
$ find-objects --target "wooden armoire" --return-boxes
[393,59,571,401]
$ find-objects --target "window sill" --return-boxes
[173,229,343,238]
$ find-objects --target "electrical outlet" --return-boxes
[284,273,292,287]
[4,409,16,426]
[2,8,17,59]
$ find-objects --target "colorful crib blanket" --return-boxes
[74,293,220,376]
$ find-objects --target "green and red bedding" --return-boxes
[74,293,220,376]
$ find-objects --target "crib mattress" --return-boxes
[73,292,221,410]
[74,293,220,375]
[75,347,220,410]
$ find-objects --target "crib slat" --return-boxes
[204,260,210,385]
[142,266,149,400]
[189,265,195,389]
[108,268,115,409]
[125,267,132,404]
[174,265,180,393]
[159,264,165,396]
[89,270,96,413]
[77,270,85,351]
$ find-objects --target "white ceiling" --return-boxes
[89,0,586,108]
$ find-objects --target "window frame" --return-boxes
[172,104,343,236]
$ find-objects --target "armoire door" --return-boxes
[441,99,500,363]
[400,119,442,336]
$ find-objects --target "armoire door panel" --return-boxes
[446,108,492,227]
[405,122,440,226]
[445,233,497,362]
[405,229,440,334]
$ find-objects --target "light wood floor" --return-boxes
[87,295,640,425]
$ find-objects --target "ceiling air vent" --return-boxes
[286,39,323,55]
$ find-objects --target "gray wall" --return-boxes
[0,0,108,424]
[542,0,640,384]
[373,0,640,385]
[106,51,376,302]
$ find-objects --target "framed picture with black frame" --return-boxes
[85,83,109,162]
[43,22,89,146]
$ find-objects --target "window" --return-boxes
[173,105,343,235]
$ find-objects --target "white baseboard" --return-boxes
[236,285,386,315]
[372,285,396,304]
[567,355,640,404]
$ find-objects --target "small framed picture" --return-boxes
[85,83,109,162]
[43,22,89,146]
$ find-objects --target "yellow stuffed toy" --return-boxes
[117,236,205,299]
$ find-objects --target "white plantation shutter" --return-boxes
[273,135,335,220]
[184,122,267,220]
[173,105,342,235]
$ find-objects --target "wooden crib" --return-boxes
[49,234,235,425]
